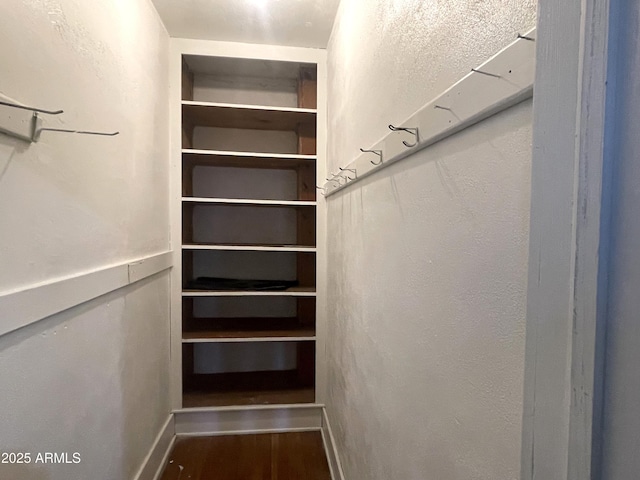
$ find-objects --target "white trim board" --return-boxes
[521,1,614,479]
[133,414,175,480]
[0,251,172,338]
[171,38,326,64]
[173,404,323,436]
[321,408,347,480]
[323,27,536,197]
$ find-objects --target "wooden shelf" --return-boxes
[182,197,316,207]
[183,370,315,408]
[182,101,316,131]
[183,317,315,342]
[182,287,316,297]
[182,243,316,253]
[182,149,316,169]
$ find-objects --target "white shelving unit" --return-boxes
[170,40,327,412]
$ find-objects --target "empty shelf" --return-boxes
[182,101,316,131]
[182,244,316,252]
[183,370,315,408]
[182,197,316,207]
[183,335,316,343]
[182,287,316,297]
[183,318,315,342]
[182,149,316,169]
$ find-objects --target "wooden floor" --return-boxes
[159,432,332,480]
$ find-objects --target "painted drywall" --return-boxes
[601,2,640,478]
[0,1,171,479]
[0,277,171,479]
[324,1,536,479]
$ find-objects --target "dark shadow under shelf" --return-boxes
[183,317,315,341]
[183,370,316,408]
[182,101,317,132]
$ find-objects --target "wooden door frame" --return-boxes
[521,0,620,479]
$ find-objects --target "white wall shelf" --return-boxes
[182,197,317,207]
[182,336,317,343]
[182,244,317,252]
[182,288,316,297]
[182,149,317,169]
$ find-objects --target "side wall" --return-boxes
[325,1,536,479]
[0,1,171,479]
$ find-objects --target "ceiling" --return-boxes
[151,0,341,48]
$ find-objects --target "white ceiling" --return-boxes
[151,0,341,48]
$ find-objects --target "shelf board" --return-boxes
[183,370,315,408]
[183,317,315,342]
[183,388,315,409]
[183,335,316,343]
[182,197,316,207]
[182,287,316,297]
[182,101,316,131]
[182,243,316,253]
[182,149,316,169]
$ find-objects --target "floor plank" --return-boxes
[159,432,331,480]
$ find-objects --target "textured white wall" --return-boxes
[151,0,340,48]
[325,1,536,479]
[0,1,170,479]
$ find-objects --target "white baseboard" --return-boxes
[321,408,346,480]
[174,404,324,436]
[133,405,338,479]
[134,414,176,480]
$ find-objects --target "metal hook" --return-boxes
[0,99,63,115]
[35,128,120,141]
[471,68,502,78]
[360,148,383,165]
[388,124,419,148]
[316,186,326,196]
[326,176,341,186]
[338,167,356,181]
[333,170,350,183]
[434,105,453,111]
[517,33,535,42]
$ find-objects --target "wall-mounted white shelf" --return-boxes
[183,336,317,343]
[323,27,537,196]
[182,101,316,131]
[182,197,316,207]
[182,244,317,252]
[182,149,317,169]
[182,288,316,297]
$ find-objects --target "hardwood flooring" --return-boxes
[159,432,331,480]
